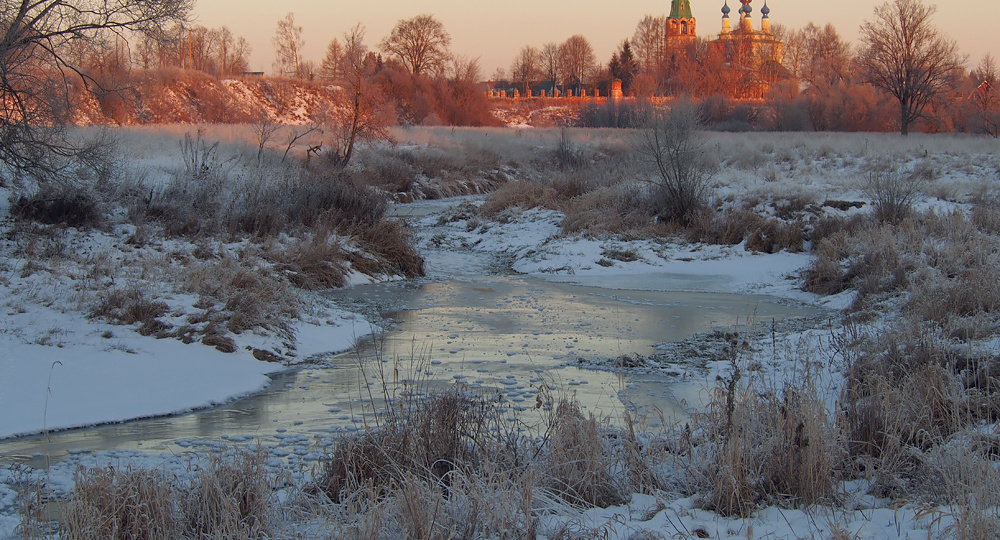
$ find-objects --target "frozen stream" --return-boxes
[0,200,824,469]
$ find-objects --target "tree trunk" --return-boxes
[900,101,909,136]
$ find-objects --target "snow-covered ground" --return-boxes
[0,285,370,439]
[2,129,999,538]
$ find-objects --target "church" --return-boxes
[666,0,785,99]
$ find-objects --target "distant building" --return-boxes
[666,0,698,48]
[710,0,785,99]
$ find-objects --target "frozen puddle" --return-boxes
[0,275,822,468]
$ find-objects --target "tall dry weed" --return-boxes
[544,399,628,508]
[62,465,178,540]
[182,450,275,539]
[693,332,841,517]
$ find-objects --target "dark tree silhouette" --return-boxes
[0,0,192,183]
[858,0,964,135]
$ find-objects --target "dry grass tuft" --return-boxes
[479,180,560,219]
[182,450,275,539]
[182,254,299,339]
[861,161,926,224]
[63,465,178,540]
[692,334,840,517]
[688,208,805,253]
[319,391,493,503]
[804,211,1000,337]
[350,220,426,279]
[267,231,348,290]
[544,399,628,508]
[561,185,654,237]
[60,450,275,539]
[91,286,169,327]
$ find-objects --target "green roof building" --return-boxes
[667,0,697,43]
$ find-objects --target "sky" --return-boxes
[191,0,995,77]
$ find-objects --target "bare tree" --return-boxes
[632,15,666,74]
[970,54,999,137]
[858,0,965,135]
[801,23,852,87]
[491,67,507,84]
[218,27,250,76]
[0,0,191,183]
[183,26,218,73]
[559,35,596,95]
[540,42,561,88]
[510,45,540,97]
[328,25,392,167]
[779,25,808,79]
[448,55,481,84]
[633,101,713,225]
[272,12,304,78]
[251,110,281,162]
[379,14,451,77]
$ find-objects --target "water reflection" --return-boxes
[0,276,822,469]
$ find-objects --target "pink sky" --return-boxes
[192,0,994,76]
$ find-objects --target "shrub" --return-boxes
[633,101,715,225]
[862,161,925,224]
[11,186,102,229]
[91,286,169,327]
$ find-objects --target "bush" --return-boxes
[633,101,715,225]
[862,161,925,224]
[11,186,103,229]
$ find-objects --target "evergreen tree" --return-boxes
[609,40,639,94]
